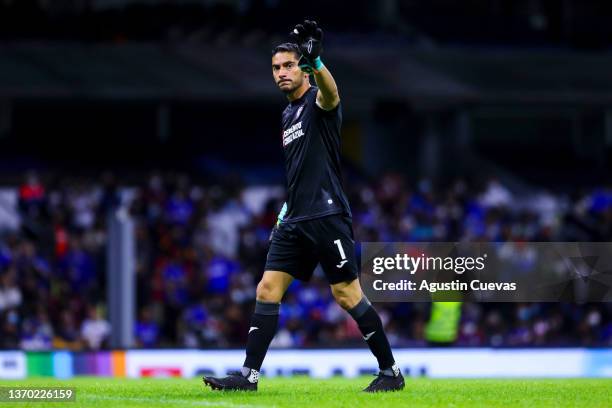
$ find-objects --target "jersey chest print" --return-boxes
[282,100,308,147]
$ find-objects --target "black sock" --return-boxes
[243,300,280,372]
[348,296,396,372]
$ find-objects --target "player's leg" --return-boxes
[331,280,394,367]
[203,270,293,391]
[310,215,404,392]
[242,270,294,377]
[204,221,314,391]
[330,279,404,391]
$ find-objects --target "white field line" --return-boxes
[84,394,274,408]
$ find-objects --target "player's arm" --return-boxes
[313,67,340,111]
[291,20,339,110]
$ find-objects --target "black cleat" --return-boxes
[363,370,405,393]
[203,371,258,392]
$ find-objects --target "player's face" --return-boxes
[272,52,306,93]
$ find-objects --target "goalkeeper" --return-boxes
[204,20,404,393]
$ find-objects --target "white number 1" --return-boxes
[334,239,347,260]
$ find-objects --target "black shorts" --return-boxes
[265,214,358,285]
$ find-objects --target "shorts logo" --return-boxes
[336,260,348,268]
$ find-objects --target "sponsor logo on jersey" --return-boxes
[283,121,304,147]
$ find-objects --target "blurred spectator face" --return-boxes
[81,306,110,350]
[23,241,36,258]
[136,308,159,348]
[149,174,163,192]
[165,191,193,225]
[20,171,45,202]
[0,270,22,311]
[272,51,307,94]
[87,306,98,320]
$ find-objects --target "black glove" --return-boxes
[290,20,324,73]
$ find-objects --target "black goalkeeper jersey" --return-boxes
[280,86,351,222]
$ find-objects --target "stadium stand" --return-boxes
[1,172,611,350]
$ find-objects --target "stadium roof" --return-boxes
[1,42,612,108]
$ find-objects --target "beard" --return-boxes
[279,78,302,94]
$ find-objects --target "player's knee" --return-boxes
[335,296,353,310]
[331,287,360,310]
[256,279,282,302]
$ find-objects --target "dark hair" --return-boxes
[272,42,301,59]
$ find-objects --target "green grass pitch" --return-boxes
[0,377,610,407]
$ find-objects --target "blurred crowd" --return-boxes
[0,171,611,350]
